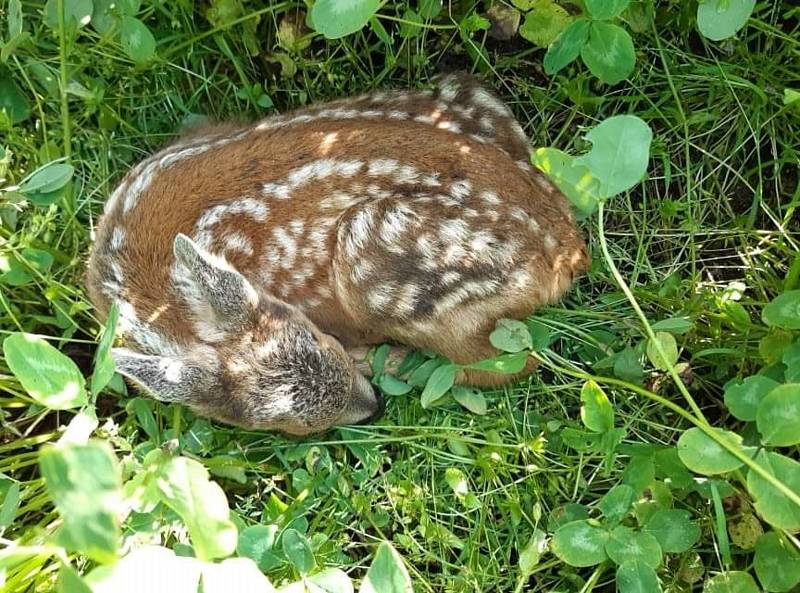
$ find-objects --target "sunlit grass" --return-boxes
[0,1,798,591]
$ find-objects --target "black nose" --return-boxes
[357,386,385,425]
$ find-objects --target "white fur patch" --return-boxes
[480,190,501,205]
[110,227,125,251]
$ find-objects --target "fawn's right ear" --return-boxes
[173,233,259,329]
[112,347,215,402]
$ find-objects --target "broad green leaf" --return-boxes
[91,302,119,398]
[236,524,279,573]
[282,528,315,575]
[584,0,630,20]
[368,16,391,44]
[677,427,749,475]
[543,18,590,75]
[452,385,487,415]
[418,0,442,19]
[784,88,800,106]
[407,358,442,387]
[622,455,655,494]
[531,147,601,218]
[0,477,21,529]
[580,22,635,85]
[3,333,87,410]
[616,560,661,593]
[0,73,30,124]
[756,384,800,446]
[754,531,800,592]
[311,0,381,39]
[724,375,780,421]
[39,441,122,563]
[518,529,547,575]
[305,568,353,593]
[646,331,679,371]
[580,380,614,432]
[519,0,572,48]
[643,509,700,553]
[119,17,156,63]
[551,520,609,567]
[44,0,93,30]
[0,247,54,286]
[359,542,413,593]
[490,319,533,353]
[783,341,800,382]
[92,0,121,35]
[650,317,695,334]
[7,0,23,38]
[444,467,469,497]
[747,450,800,532]
[574,114,653,198]
[202,557,277,593]
[154,455,237,561]
[705,572,760,593]
[420,363,456,408]
[58,407,99,445]
[467,351,529,374]
[727,512,764,550]
[525,319,551,350]
[614,346,645,383]
[597,484,635,524]
[376,374,413,396]
[697,0,755,41]
[19,163,74,194]
[85,545,202,593]
[399,8,422,38]
[58,563,93,593]
[762,290,800,330]
[605,526,662,568]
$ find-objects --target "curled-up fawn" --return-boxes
[86,73,589,435]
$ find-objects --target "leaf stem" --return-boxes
[56,0,74,214]
[536,353,800,513]
[597,201,706,422]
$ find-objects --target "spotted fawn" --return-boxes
[86,73,589,435]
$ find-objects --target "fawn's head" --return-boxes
[111,234,383,435]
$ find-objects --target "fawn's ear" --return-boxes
[112,347,215,402]
[173,233,258,329]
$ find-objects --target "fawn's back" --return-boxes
[87,74,588,435]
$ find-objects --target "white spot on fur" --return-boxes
[368,159,399,177]
[441,270,462,285]
[437,120,462,133]
[480,190,500,205]
[380,205,416,245]
[352,259,374,284]
[471,88,511,118]
[439,219,470,244]
[395,283,419,315]
[450,180,472,200]
[262,182,291,199]
[110,227,125,251]
[273,227,297,269]
[223,232,254,256]
[345,208,375,258]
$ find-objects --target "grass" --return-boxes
[1,1,799,591]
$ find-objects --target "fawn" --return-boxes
[86,73,589,435]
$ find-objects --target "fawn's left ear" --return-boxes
[112,347,216,403]
[173,233,259,330]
